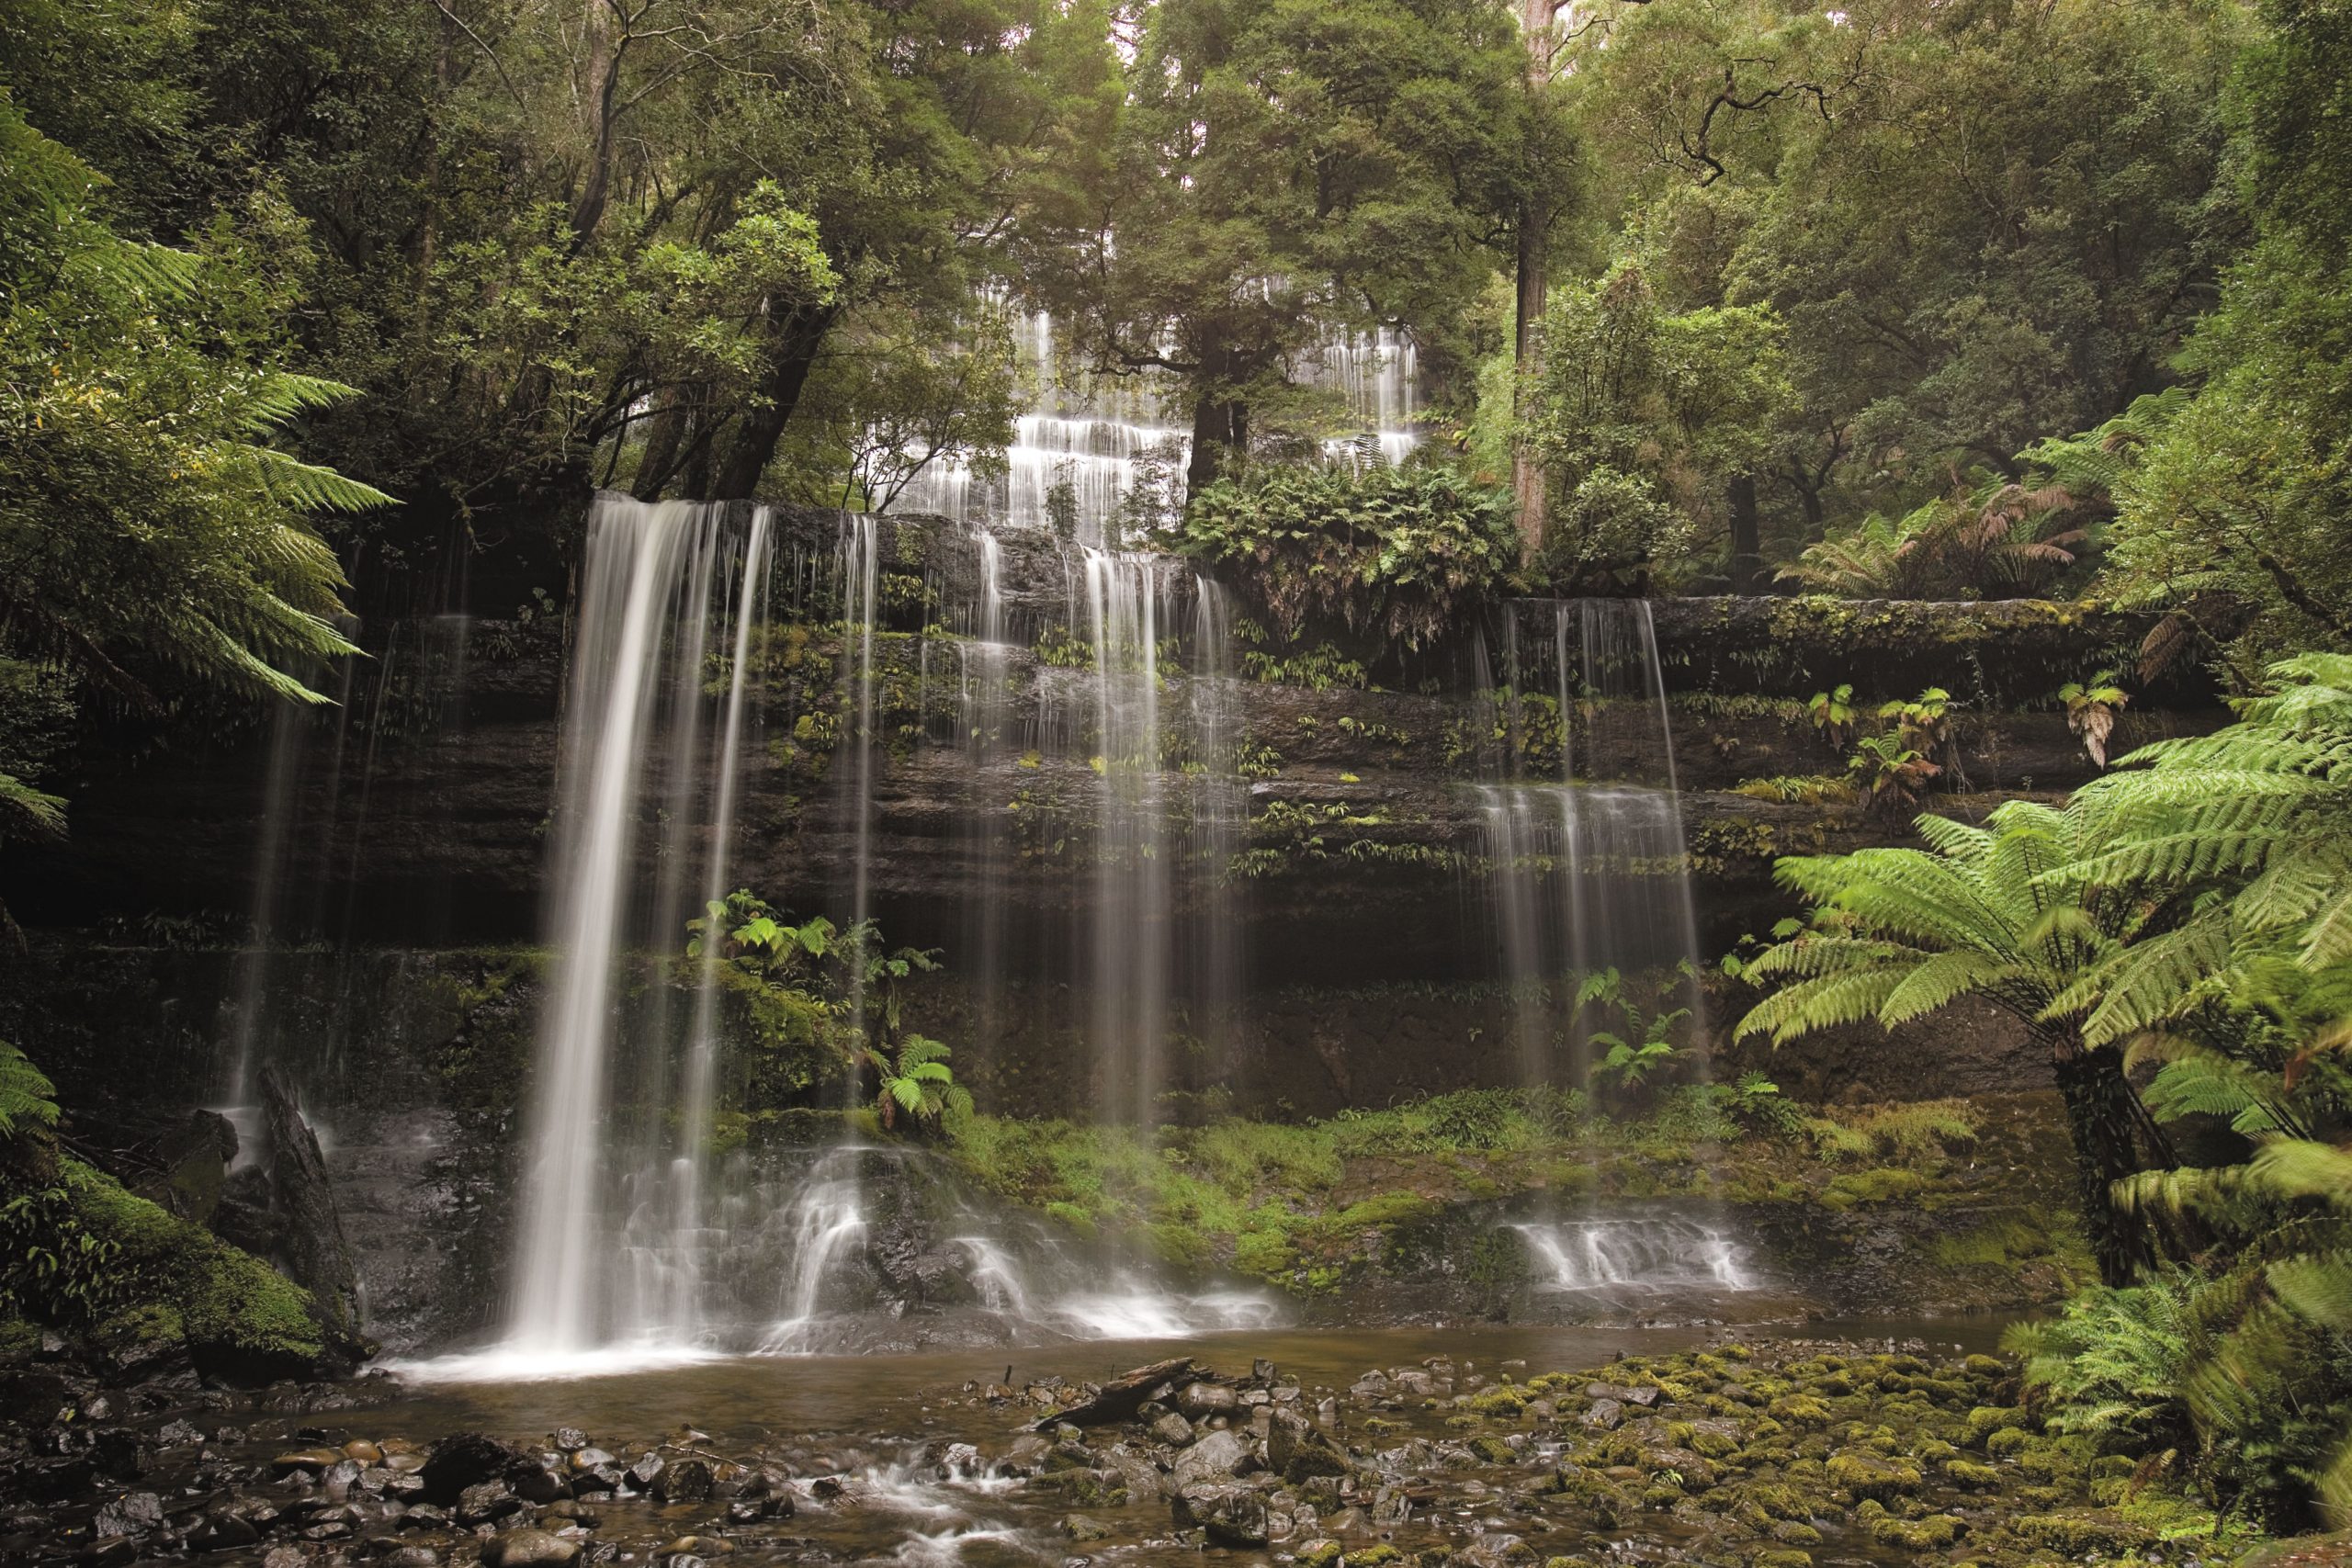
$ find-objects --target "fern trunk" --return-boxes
[2051,1037,2158,1286]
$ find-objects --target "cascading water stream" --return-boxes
[1477,599,1747,1299]
[1511,1217,1752,1293]
[1481,600,1707,1077]
[503,497,772,1363]
[1082,549,1171,1124]
[662,509,773,1337]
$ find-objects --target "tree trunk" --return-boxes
[1512,199,1549,563]
[1186,389,1249,500]
[707,304,840,502]
[1511,0,1556,564]
[1729,472,1761,592]
[570,0,622,243]
[630,392,687,501]
[2051,1038,2158,1287]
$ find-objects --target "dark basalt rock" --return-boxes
[418,1431,522,1505]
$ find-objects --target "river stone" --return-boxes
[1172,1483,1269,1547]
[456,1479,521,1526]
[272,1448,348,1474]
[483,1530,584,1568]
[627,1452,667,1491]
[657,1536,735,1557]
[1176,1382,1238,1416]
[1147,1413,1193,1447]
[1580,1399,1624,1430]
[421,1433,523,1504]
[92,1493,165,1538]
[1061,1515,1112,1541]
[550,1429,591,1453]
[568,1448,615,1472]
[1268,1415,1348,1482]
[343,1439,383,1465]
[514,1465,571,1504]
[654,1460,714,1504]
[1169,1429,1251,1490]
[1456,1534,1537,1567]
[185,1511,261,1552]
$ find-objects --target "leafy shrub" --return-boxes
[1177,464,1516,651]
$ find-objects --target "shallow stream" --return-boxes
[354,1316,2018,1566]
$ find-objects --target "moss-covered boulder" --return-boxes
[33,1158,360,1381]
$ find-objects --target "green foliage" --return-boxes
[1577,968,1691,1102]
[866,1033,971,1135]
[2060,673,2131,768]
[1781,479,2099,600]
[1847,731,1942,817]
[1526,261,1790,588]
[1806,683,1857,741]
[687,890,956,1130]
[0,1044,59,1141]
[1178,464,1518,651]
[1242,644,1369,692]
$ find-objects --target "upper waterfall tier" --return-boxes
[896,311,1422,541]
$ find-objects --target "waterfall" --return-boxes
[1081,550,1172,1124]
[894,310,1421,536]
[1479,600,1704,1084]
[663,509,772,1336]
[955,529,1014,1064]
[1511,1218,1752,1293]
[505,496,769,1360]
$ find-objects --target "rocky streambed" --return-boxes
[0,1324,2238,1567]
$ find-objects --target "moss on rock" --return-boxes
[52,1157,337,1378]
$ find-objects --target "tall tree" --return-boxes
[1035,0,1532,496]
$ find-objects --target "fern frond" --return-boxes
[0,1043,60,1136]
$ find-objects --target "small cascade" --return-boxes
[759,1146,874,1353]
[1478,599,1705,1082]
[1512,1218,1754,1294]
[1300,325,1420,467]
[895,310,1423,537]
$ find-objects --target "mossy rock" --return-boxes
[1944,1459,2003,1490]
[1467,1384,1531,1416]
[1824,1450,1921,1502]
[2010,1512,2157,1555]
[1984,1427,2033,1457]
[1467,1436,1519,1465]
[1347,1547,1405,1567]
[50,1159,339,1380]
[1965,1405,2029,1441]
[1751,1551,1813,1568]
[1870,1513,1964,1550]
[1768,1394,1832,1426]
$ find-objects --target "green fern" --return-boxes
[0,1043,60,1139]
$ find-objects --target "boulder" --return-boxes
[419,1432,522,1505]
[1169,1429,1252,1491]
[1172,1483,1270,1547]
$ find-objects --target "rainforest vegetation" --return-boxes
[6,0,2352,1562]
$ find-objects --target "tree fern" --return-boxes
[1736,798,2167,1283]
